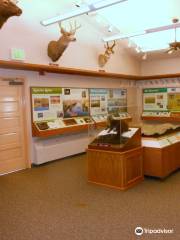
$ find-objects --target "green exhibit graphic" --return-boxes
[143,88,168,112]
[143,88,180,112]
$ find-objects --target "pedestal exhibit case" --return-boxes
[87,115,144,190]
[142,124,180,178]
[141,87,180,178]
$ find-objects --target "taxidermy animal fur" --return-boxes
[48,21,81,62]
[98,41,116,67]
[0,0,22,29]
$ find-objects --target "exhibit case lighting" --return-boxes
[41,0,128,26]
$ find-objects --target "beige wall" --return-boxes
[0,69,138,163]
[141,57,180,75]
[0,0,140,75]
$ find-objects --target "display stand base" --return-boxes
[143,142,180,178]
[87,147,144,190]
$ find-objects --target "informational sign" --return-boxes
[143,88,180,112]
[63,88,89,118]
[89,89,108,115]
[31,87,63,121]
[143,88,168,112]
[167,88,180,112]
[107,89,127,114]
[90,88,127,116]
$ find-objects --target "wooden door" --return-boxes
[0,78,29,175]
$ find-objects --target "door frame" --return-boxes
[0,76,31,171]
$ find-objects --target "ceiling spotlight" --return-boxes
[135,47,141,53]
[142,53,147,60]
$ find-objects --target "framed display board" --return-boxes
[143,88,168,112]
[31,87,130,137]
[143,88,180,113]
[89,89,108,116]
[63,88,89,118]
[31,87,63,122]
[107,89,127,114]
[90,88,127,116]
[167,88,180,112]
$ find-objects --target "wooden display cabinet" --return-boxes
[87,147,144,190]
[143,141,180,178]
[87,127,143,190]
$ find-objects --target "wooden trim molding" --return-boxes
[1,60,180,81]
[32,123,91,137]
[0,60,139,80]
[141,116,180,122]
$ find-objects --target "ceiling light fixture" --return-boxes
[142,53,147,60]
[41,0,128,26]
[103,21,180,42]
[166,18,180,54]
[135,46,141,53]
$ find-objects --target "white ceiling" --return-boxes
[19,0,180,60]
[84,0,180,59]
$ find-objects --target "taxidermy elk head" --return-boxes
[47,21,81,62]
[0,0,22,29]
[98,41,116,67]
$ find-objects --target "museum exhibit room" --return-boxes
[0,0,180,239]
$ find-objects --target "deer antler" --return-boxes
[58,21,81,34]
[70,20,81,34]
[110,40,116,49]
[109,41,116,53]
[104,42,109,49]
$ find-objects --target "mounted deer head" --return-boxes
[47,21,81,62]
[0,0,22,29]
[98,41,116,67]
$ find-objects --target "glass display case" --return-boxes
[88,114,141,152]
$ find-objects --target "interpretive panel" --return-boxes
[63,88,89,118]
[31,87,63,122]
[90,88,127,116]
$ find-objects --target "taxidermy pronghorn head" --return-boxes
[0,0,22,29]
[98,41,116,67]
[47,21,81,62]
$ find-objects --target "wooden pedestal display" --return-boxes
[143,142,180,178]
[87,147,144,190]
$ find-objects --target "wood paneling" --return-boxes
[0,60,139,80]
[142,116,180,122]
[1,60,180,80]
[32,123,91,137]
[87,147,144,190]
[143,142,180,178]
[0,79,29,175]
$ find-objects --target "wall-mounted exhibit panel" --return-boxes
[142,87,180,121]
[90,88,131,125]
[31,87,93,137]
[31,87,131,137]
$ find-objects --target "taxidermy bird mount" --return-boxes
[166,18,180,54]
[0,0,22,29]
